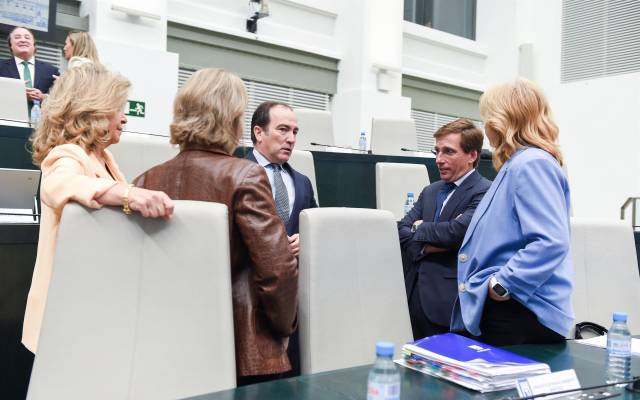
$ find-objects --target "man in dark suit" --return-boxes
[246,101,318,248]
[0,26,59,105]
[246,101,317,377]
[398,118,491,340]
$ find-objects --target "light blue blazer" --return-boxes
[451,147,574,337]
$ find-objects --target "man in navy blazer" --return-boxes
[246,101,317,379]
[0,26,59,105]
[398,119,491,340]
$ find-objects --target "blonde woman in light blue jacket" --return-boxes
[451,78,573,346]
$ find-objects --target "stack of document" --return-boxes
[396,333,551,392]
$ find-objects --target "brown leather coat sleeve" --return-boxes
[234,164,298,337]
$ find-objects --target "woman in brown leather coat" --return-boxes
[134,68,298,385]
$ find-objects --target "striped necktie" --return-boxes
[270,163,290,225]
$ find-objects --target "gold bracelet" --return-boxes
[122,184,134,215]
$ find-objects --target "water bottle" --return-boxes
[359,130,367,153]
[403,192,414,215]
[30,99,42,126]
[605,311,631,386]
[367,341,400,400]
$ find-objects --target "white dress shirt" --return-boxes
[440,168,475,212]
[14,56,35,86]
[253,149,296,216]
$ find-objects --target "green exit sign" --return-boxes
[125,100,146,118]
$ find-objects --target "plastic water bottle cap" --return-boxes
[407,192,414,197]
[613,311,628,322]
[375,341,394,357]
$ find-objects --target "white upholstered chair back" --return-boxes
[28,201,235,400]
[376,162,429,221]
[288,149,319,205]
[370,118,418,156]
[294,108,334,151]
[108,132,179,182]
[570,218,640,334]
[298,208,412,374]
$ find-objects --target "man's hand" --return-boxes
[26,87,45,101]
[288,233,300,257]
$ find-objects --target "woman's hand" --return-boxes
[487,279,511,301]
[127,187,174,220]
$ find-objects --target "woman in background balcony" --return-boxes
[452,78,573,346]
[63,31,100,69]
[23,63,173,353]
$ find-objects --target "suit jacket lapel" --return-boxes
[4,59,20,80]
[284,163,303,232]
[34,60,42,90]
[245,151,257,163]
[439,170,480,222]
[423,181,442,222]
[460,166,509,247]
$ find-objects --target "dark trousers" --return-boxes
[281,328,300,378]
[477,298,565,346]
[407,283,450,340]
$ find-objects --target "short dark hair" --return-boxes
[250,101,293,144]
[7,26,36,55]
[434,118,484,167]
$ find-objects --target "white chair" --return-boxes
[108,132,179,181]
[570,218,640,335]
[28,201,235,400]
[298,208,412,374]
[376,162,429,221]
[294,108,334,151]
[288,149,319,205]
[370,118,418,156]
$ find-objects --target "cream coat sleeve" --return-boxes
[40,144,121,210]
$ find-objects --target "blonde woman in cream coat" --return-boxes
[23,63,174,353]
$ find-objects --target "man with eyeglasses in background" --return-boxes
[398,118,491,340]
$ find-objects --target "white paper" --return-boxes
[516,369,580,399]
[575,335,640,356]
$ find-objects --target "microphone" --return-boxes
[500,376,640,400]
[310,142,364,152]
[400,148,433,154]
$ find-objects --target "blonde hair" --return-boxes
[31,63,130,165]
[66,31,99,63]
[170,68,247,154]
[480,78,563,171]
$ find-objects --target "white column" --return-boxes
[79,0,178,136]
[332,0,411,148]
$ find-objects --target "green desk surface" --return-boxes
[188,341,640,399]
[0,124,37,170]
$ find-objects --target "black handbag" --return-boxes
[574,321,608,339]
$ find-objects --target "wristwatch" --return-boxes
[489,276,509,298]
